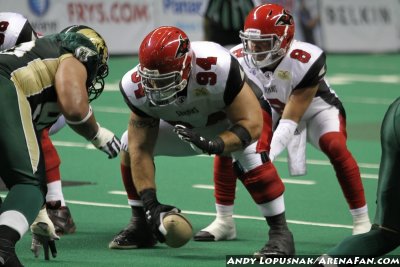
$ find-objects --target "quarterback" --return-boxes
[197,3,371,244]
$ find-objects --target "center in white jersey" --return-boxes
[120,41,245,128]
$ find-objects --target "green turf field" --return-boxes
[1,53,400,266]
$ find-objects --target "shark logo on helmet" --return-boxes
[175,35,190,58]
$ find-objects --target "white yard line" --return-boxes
[58,199,352,230]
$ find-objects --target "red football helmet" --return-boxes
[138,26,193,106]
[239,4,295,68]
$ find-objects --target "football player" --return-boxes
[315,97,400,266]
[109,26,295,256]
[0,25,121,266]
[0,12,76,236]
[196,3,371,243]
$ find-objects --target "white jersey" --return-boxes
[231,40,344,120]
[0,12,32,50]
[120,41,245,128]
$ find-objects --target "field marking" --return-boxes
[61,199,351,230]
[281,178,316,185]
[192,178,316,189]
[51,140,380,173]
[108,190,128,195]
[328,74,400,85]
[361,173,378,179]
[53,141,95,149]
[274,158,379,169]
[192,184,215,190]
[0,193,352,230]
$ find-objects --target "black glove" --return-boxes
[140,188,180,242]
[174,124,224,155]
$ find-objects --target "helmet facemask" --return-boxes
[139,64,190,106]
[240,30,285,69]
[88,62,109,102]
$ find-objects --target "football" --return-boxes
[162,212,193,248]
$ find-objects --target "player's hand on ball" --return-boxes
[140,188,180,243]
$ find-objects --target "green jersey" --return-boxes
[0,32,99,131]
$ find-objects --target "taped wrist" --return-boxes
[228,124,252,148]
[209,136,225,155]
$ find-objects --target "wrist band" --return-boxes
[65,106,93,125]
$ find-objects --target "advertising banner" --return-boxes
[1,0,205,54]
[319,0,400,52]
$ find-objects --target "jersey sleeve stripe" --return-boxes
[223,55,245,105]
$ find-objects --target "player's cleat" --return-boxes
[46,201,76,235]
[352,213,371,235]
[0,238,23,267]
[109,215,157,249]
[254,229,295,257]
[194,215,236,241]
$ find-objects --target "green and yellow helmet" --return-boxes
[60,25,109,101]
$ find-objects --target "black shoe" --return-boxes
[109,215,157,249]
[0,238,23,267]
[254,229,295,257]
[46,201,76,235]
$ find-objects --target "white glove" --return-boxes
[30,207,60,260]
[91,124,121,158]
[269,119,298,161]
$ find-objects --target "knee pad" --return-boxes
[237,161,284,204]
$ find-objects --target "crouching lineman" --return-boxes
[196,3,371,243]
[0,25,121,266]
[108,26,295,256]
[0,12,77,236]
